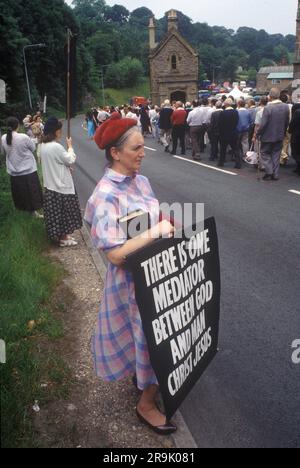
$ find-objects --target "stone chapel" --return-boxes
[148,10,199,105]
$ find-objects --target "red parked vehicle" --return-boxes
[131,96,148,107]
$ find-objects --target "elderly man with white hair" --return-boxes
[256,88,290,181]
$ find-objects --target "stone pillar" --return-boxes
[167,10,178,32]
[149,18,157,50]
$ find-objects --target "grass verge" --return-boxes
[0,159,70,448]
[94,78,150,107]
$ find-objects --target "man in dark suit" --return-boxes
[218,99,239,168]
[209,101,223,161]
[256,88,290,181]
[159,100,173,152]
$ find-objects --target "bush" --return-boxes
[105,57,144,89]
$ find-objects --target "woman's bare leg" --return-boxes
[136,384,166,426]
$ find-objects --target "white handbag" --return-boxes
[244,144,258,165]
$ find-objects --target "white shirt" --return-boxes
[187,106,213,126]
[40,141,76,194]
[1,131,37,176]
[187,107,203,126]
[255,106,265,126]
[124,111,137,120]
[126,112,141,128]
[98,110,109,122]
[149,109,158,122]
[201,106,213,125]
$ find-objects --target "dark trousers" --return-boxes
[248,124,255,148]
[190,126,202,158]
[219,136,239,165]
[260,141,283,177]
[210,133,220,160]
[172,125,186,155]
[199,124,209,152]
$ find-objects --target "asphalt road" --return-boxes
[67,116,300,448]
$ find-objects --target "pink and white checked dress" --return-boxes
[84,168,160,390]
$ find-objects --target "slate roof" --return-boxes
[258,65,293,74]
[267,72,294,79]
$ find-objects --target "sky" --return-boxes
[101,0,298,36]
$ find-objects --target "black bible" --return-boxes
[118,210,150,239]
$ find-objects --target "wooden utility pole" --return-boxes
[67,28,73,138]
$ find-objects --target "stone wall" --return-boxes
[257,74,293,94]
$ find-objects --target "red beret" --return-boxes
[94,112,138,150]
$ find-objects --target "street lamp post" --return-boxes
[23,43,47,109]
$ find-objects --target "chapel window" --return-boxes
[171,55,177,70]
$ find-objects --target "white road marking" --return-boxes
[144,146,157,152]
[289,190,300,196]
[173,155,238,175]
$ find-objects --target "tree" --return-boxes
[0,4,27,103]
[273,45,290,64]
[105,57,144,89]
[259,58,276,68]
[72,0,106,36]
[0,0,81,112]
[129,7,154,27]
[198,44,222,80]
[283,34,296,52]
[104,4,129,24]
[193,23,213,45]
[247,68,258,81]
[221,55,239,81]
[235,27,259,54]
[86,31,115,67]
[175,11,194,38]
[211,25,234,48]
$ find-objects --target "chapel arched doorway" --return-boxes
[170,90,186,103]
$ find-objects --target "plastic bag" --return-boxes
[244,150,258,165]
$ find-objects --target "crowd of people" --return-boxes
[84,88,299,179]
[1,114,82,245]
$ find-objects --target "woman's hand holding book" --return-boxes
[150,220,175,239]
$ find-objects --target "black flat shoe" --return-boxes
[136,408,177,435]
[263,174,272,181]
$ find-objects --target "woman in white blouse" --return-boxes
[1,117,43,216]
[40,117,82,246]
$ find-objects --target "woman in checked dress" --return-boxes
[84,113,177,435]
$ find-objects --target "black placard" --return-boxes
[126,217,221,420]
